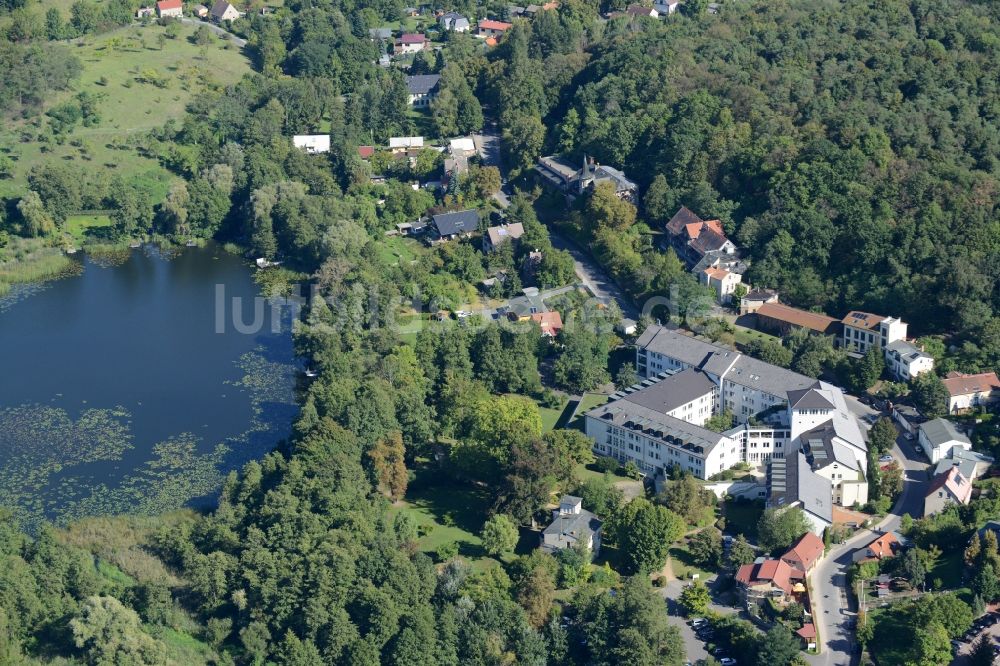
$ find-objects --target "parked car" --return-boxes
[879,454,893,462]
[689,618,707,627]
[720,658,737,666]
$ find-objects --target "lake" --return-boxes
[0,244,300,530]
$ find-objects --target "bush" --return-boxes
[623,461,642,480]
[594,456,620,474]
[435,541,459,562]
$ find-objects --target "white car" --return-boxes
[720,659,737,666]
[879,454,893,463]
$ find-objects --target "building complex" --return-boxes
[585,325,870,534]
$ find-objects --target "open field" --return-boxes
[0,22,252,203]
[392,466,497,567]
[65,214,114,244]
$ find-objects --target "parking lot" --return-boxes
[953,610,1000,664]
[682,617,737,665]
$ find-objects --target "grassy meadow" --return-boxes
[0,21,252,202]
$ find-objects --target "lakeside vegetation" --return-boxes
[1,0,1000,664]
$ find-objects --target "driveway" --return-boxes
[807,417,929,666]
[547,231,640,319]
[661,577,739,663]
[178,17,247,46]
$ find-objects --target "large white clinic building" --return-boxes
[585,326,869,514]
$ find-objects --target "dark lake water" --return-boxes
[0,244,299,529]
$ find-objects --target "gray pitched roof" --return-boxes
[541,509,602,550]
[920,418,971,447]
[726,355,816,397]
[800,423,862,471]
[635,327,723,368]
[433,210,479,236]
[769,453,832,524]
[788,386,835,411]
[406,74,441,95]
[886,339,932,362]
[587,396,729,456]
[592,165,637,192]
[637,325,816,399]
[621,368,717,414]
[369,27,393,39]
[210,0,235,18]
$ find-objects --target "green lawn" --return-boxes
[377,235,425,266]
[397,312,457,345]
[568,392,609,429]
[157,626,219,665]
[0,22,252,203]
[929,549,965,589]
[406,107,437,138]
[667,543,715,581]
[65,214,113,245]
[723,498,764,539]
[733,325,782,348]
[392,467,496,566]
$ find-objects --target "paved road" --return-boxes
[178,17,247,46]
[808,416,930,666]
[547,231,640,320]
[481,134,638,319]
[661,577,738,663]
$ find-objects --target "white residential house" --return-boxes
[943,371,1000,414]
[155,0,183,18]
[388,136,424,153]
[841,311,907,354]
[136,6,155,18]
[540,495,602,555]
[210,0,241,22]
[885,340,934,381]
[841,311,933,381]
[405,74,441,107]
[918,418,972,464]
[439,11,471,32]
[292,135,331,154]
[653,0,683,13]
[395,33,428,54]
[700,266,743,304]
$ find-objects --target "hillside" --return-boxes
[0,21,251,203]
[543,0,1000,344]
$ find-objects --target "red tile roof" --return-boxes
[756,302,840,335]
[478,19,512,31]
[703,267,730,281]
[781,531,824,572]
[865,532,899,559]
[666,206,703,236]
[735,559,795,595]
[357,146,375,159]
[797,623,817,639]
[943,371,1000,398]
[927,466,972,504]
[842,311,885,330]
[531,311,563,337]
[157,0,182,9]
[398,33,427,44]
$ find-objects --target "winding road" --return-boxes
[807,406,929,666]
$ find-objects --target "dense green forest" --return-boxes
[3,0,1000,662]
[544,0,1000,358]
